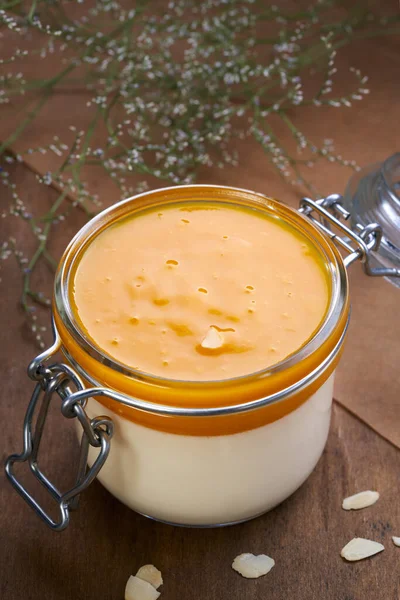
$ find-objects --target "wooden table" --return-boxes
[1,160,400,600]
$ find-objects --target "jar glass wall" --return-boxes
[52,186,349,525]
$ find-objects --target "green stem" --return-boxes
[21,190,67,308]
[0,94,49,156]
[1,0,22,8]
[0,64,76,156]
[298,25,400,68]
[1,9,141,154]
[43,249,57,270]
[27,0,37,22]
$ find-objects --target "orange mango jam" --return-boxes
[72,202,329,381]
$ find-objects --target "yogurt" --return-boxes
[86,375,333,525]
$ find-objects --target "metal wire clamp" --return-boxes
[4,338,114,531]
[299,193,400,277]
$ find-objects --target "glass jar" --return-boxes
[5,186,399,531]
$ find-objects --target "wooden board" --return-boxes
[1,163,400,600]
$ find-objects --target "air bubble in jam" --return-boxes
[153,298,170,306]
[245,285,254,292]
[198,287,208,294]
[129,317,139,325]
[168,322,193,337]
[166,259,179,266]
[181,219,190,224]
[227,315,240,323]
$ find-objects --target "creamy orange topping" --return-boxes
[72,202,329,381]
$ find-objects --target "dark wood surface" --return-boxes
[1,163,400,599]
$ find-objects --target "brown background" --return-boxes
[1,5,399,600]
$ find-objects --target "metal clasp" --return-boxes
[4,334,114,531]
[299,194,400,278]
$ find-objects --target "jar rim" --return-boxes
[53,184,350,406]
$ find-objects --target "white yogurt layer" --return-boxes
[86,374,334,526]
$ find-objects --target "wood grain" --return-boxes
[1,163,400,600]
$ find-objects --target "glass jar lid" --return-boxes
[344,153,400,288]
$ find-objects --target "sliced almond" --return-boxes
[125,575,161,600]
[392,536,400,547]
[232,553,275,579]
[201,326,224,349]
[342,490,379,510]
[340,538,384,562]
[136,565,163,590]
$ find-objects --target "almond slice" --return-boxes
[201,326,224,349]
[125,575,161,600]
[340,538,384,562]
[136,565,163,590]
[232,553,275,579]
[342,490,379,510]
[392,536,400,547]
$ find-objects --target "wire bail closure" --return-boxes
[299,193,400,278]
[4,335,114,532]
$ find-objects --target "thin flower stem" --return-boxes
[27,0,37,23]
[21,190,67,309]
